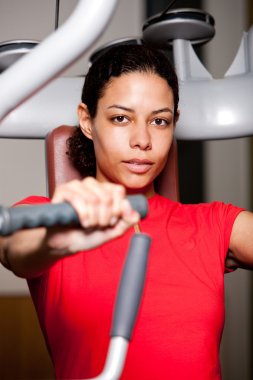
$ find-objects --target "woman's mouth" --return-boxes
[122,159,154,174]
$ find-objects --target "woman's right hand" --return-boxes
[46,177,140,256]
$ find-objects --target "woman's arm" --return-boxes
[228,210,253,269]
[0,227,59,278]
[0,177,140,279]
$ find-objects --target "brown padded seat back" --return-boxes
[46,125,179,201]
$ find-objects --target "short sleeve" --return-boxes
[210,202,244,272]
[13,195,50,206]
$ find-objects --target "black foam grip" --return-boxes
[111,233,151,341]
[0,195,148,236]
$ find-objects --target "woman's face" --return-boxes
[80,72,176,196]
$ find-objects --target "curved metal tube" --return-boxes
[173,26,253,140]
[85,337,128,380]
[175,73,253,140]
[0,0,118,123]
[0,6,252,141]
[0,78,82,138]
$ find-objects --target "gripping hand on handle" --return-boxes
[46,177,141,254]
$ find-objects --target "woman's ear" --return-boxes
[77,103,93,140]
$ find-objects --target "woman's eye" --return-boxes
[151,118,169,126]
[112,115,128,124]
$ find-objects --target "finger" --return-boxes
[81,179,114,226]
[82,180,126,226]
[52,180,99,227]
[121,199,140,225]
[52,179,97,206]
[107,218,138,240]
[103,183,126,217]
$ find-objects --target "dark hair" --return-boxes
[67,44,179,177]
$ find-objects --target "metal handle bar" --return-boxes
[0,195,148,236]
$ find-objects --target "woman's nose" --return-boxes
[129,124,152,150]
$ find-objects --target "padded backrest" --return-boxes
[46,125,180,201]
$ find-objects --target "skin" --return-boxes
[78,72,176,197]
[0,71,253,277]
[228,211,253,269]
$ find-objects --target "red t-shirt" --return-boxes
[19,194,243,379]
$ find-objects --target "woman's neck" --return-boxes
[126,184,155,199]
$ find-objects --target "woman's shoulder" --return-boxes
[149,194,244,219]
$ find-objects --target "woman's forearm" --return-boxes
[0,228,61,279]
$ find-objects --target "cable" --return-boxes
[161,0,178,16]
[55,0,60,30]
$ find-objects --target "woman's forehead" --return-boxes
[103,72,173,96]
[97,72,174,112]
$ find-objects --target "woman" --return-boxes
[0,44,253,379]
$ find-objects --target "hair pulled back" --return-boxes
[67,44,179,177]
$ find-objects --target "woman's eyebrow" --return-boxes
[152,107,173,115]
[107,105,174,115]
[107,104,134,112]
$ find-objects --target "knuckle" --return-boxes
[67,179,81,189]
[103,193,113,206]
[115,184,126,198]
[83,176,95,186]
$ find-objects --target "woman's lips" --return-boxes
[122,159,153,174]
